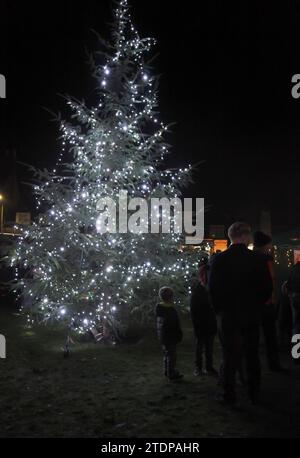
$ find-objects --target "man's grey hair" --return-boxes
[228,221,251,242]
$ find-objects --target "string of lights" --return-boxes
[8,0,199,338]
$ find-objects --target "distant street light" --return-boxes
[0,194,4,234]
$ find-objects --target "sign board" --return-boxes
[16,212,31,225]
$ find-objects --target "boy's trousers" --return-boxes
[162,344,177,378]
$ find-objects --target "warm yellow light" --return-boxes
[0,194,3,201]
[214,239,228,252]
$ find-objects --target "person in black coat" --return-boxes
[155,286,183,381]
[286,262,300,335]
[253,231,288,373]
[209,222,273,405]
[278,281,293,348]
[190,280,218,376]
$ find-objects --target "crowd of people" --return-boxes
[155,221,300,406]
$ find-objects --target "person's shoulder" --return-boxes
[251,250,272,271]
[214,251,225,259]
[251,250,270,262]
[252,250,270,258]
[210,250,227,263]
[156,303,175,313]
[155,303,162,314]
[208,251,228,273]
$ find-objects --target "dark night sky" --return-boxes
[0,0,300,231]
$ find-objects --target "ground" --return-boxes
[0,305,299,438]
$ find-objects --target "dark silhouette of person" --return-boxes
[209,222,273,405]
[286,262,300,336]
[253,231,288,373]
[198,256,209,287]
[278,281,293,349]
[286,262,300,365]
[190,280,217,376]
[155,286,184,381]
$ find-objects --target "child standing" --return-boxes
[155,286,184,381]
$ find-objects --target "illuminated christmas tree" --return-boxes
[9,0,197,338]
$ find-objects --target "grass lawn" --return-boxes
[0,305,299,438]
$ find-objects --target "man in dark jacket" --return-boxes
[155,286,183,381]
[287,262,300,336]
[190,280,218,376]
[253,231,288,373]
[209,222,273,405]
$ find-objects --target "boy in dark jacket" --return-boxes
[155,286,183,381]
[190,280,218,376]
